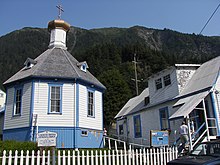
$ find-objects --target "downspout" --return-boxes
[211,91,220,135]
[30,81,35,141]
[74,81,76,148]
[75,79,79,149]
[211,67,220,136]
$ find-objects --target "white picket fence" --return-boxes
[0,146,178,165]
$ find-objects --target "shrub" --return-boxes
[0,140,38,152]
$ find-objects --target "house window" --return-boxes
[81,130,88,136]
[88,90,94,117]
[0,93,3,97]
[49,85,62,113]
[144,96,150,105]
[163,74,171,86]
[14,87,22,116]
[155,78,162,90]
[133,115,142,138]
[119,124,124,135]
[159,107,170,130]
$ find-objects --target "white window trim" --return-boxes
[87,89,95,117]
[48,84,62,114]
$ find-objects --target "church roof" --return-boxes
[4,47,106,90]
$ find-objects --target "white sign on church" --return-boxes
[37,131,57,147]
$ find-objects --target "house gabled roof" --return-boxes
[4,47,106,90]
[116,56,220,119]
[178,56,220,97]
[169,56,220,120]
[115,88,149,119]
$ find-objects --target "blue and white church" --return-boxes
[3,17,106,148]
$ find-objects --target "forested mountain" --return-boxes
[0,26,220,127]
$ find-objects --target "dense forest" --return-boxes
[0,25,220,128]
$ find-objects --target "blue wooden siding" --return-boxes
[36,126,75,148]
[75,127,103,148]
[35,126,103,148]
[3,127,31,141]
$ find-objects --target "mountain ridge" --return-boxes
[0,25,220,91]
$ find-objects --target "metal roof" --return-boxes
[115,56,220,119]
[4,47,106,90]
[178,56,220,97]
[115,88,149,119]
[169,91,209,120]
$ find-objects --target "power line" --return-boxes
[199,3,220,35]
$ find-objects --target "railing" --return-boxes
[174,122,206,154]
[104,136,149,150]
[207,118,218,136]
[0,147,178,165]
[176,118,217,153]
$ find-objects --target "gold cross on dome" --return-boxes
[56,4,64,19]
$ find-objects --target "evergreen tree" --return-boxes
[98,68,132,130]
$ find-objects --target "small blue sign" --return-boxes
[150,130,169,147]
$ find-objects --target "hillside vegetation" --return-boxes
[0,26,220,128]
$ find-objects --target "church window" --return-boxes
[49,85,62,114]
[14,87,22,116]
[88,90,94,117]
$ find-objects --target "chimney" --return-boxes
[48,19,70,49]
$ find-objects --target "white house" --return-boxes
[0,89,6,109]
[115,57,220,150]
[3,18,106,148]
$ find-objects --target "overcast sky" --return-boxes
[1,0,220,37]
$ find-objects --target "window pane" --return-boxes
[164,74,171,86]
[50,86,61,113]
[14,88,22,115]
[88,91,94,117]
[155,78,162,90]
[134,115,141,138]
[160,108,169,130]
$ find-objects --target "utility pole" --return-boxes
[132,53,139,96]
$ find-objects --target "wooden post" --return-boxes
[203,99,210,141]
[52,147,56,165]
[187,115,193,151]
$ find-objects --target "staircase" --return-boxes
[176,117,218,155]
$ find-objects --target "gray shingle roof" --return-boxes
[4,47,106,90]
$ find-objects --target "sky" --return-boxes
[1,0,220,37]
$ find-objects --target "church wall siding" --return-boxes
[4,82,32,130]
[78,84,103,130]
[33,82,75,127]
